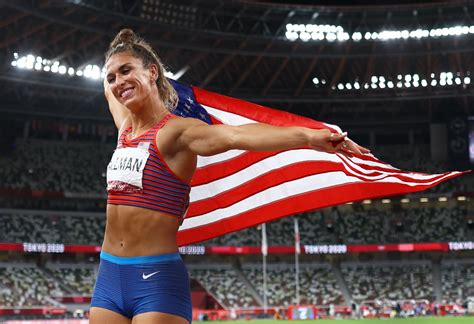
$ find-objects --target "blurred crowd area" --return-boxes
[0,259,472,311]
[0,205,472,246]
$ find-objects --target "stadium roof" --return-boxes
[0,0,473,124]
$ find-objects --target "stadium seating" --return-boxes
[0,259,472,309]
[341,262,434,302]
[242,264,344,306]
[204,206,468,246]
[0,212,105,245]
[0,265,64,306]
[189,267,260,308]
[0,205,467,246]
[0,139,112,194]
[441,261,474,303]
[47,266,96,295]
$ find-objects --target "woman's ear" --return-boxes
[149,64,159,83]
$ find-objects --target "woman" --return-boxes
[91,29,369,324]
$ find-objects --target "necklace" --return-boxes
[129,112,167,139]
[130,121,155,139]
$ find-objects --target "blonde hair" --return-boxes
[105,28,178,111]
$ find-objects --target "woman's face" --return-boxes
[105,52,157,111]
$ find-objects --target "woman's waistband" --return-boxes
[100,251,181,265]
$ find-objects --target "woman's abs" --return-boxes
[102,204,181,256]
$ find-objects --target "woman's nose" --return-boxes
[116,74,126,86]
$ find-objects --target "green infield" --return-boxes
[211,317,473,324]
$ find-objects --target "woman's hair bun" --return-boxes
[110,29,137,49]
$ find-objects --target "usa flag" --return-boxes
[170,80,466,246]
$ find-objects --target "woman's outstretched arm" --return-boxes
[175,118,369,157]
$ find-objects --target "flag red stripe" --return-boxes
[194,86,336,131]
[188,161,343,217]
[178,172,464,246]
[192,151,281,185]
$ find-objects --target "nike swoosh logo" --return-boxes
[142,271,160,280]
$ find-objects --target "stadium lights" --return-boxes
[438,197,448,202]
[457,196,467,201]
[362,199,371,204]
[313,71,472,91]
[401,198,410,203]
[11,53,181,81]
[11,53,103,80]
[381,199,391,204]
[420,197,429,203]
[286,23,474,42]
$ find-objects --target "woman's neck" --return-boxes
[129,93,168,138]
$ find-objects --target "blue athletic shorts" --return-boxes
[91,251,192,323]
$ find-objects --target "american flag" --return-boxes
[170,80,467,246]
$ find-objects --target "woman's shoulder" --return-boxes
[165,115,209,132]
[157,115,209,153]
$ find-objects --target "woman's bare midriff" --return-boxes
[102,204,181,257]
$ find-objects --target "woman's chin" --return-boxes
[123,100,140,112]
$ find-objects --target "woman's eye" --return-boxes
[123,69,130,74]
[107,77,115,83]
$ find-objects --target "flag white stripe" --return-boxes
[323,122,343,133]
[182,171,361,230]
[191,149,341,202]
[204,105,258,125]
[181,170,459,231]
[197,150,246,168]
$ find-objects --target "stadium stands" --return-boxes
[341,261,434,302]
[190,266,260,308]
[0,265,64,307]
[0,139,111,194]
[242,264,345,307]
[0,259,472,309]
[47,265,96,296]
[0,212,105,245]
[441,260,474,303]
[205,206,469,246]
[0,204,468,246]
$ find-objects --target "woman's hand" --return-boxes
[309,129,371,156]
[103,78,114,101]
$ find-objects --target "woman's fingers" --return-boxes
[329,132,347,147]
[327,131,371,156]
[329,132,347,142]
[341,139,366,156]
[358,144,371,154]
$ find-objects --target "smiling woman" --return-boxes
[89,28,367,324]
[105,29,177,114]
